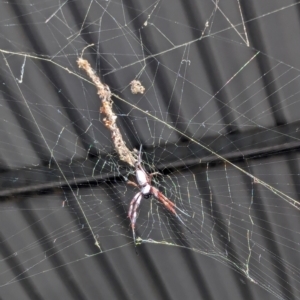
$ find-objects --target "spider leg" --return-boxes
[173,206,191,218]
[127,180,139,188]
[148,171,162,182]
[170,210,193,234]
[151,187,192,234]
[128,192,142,244]
[137,144,143,164]
[151,187,175,212]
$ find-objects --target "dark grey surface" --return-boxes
[0,1,300,299]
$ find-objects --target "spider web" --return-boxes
[0,0,300,299]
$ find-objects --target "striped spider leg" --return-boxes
[127,145,192,244]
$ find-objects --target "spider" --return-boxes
[127,145,192,244]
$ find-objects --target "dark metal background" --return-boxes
[1,1,300,299]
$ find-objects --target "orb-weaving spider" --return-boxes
[127,145,192,244]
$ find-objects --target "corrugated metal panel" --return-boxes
[1,1,300,300]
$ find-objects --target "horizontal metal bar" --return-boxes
[1,122,299,198]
